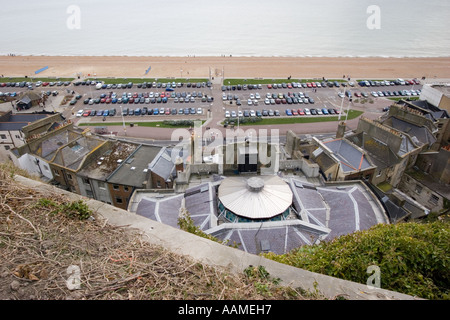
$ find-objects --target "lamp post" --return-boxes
[119,105,126,136]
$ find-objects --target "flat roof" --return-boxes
[107,144,162,187]
[78,141,139,180]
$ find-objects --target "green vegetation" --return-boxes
[264,220,450,299]
[224,110,363,126]
[377,182,393,193]
[177,209,221,243]
[86,78,209,84]
[37,198,92,221]
[223,78,347,86]
[388,97,420,102]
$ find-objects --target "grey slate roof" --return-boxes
[0,113,47,131]
[390,117,436,147]
[134,176,388,256]
[322,138,374,173]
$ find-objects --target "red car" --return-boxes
[42,82,49,86]
[82,110,91,117]
[298,109,305,115]
[160,92,165,98]
[306,83,312,88]
[354,92,361,97]
[267,84,272,89]
[292,109,298,115]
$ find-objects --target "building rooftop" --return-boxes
[132,175,388,255]
[389,117,436,147]
[107,144,162,187]
[218,176,293,220]
[321,138,374,173]
[52,135,105,170]
[78,140,139,180]
[0,112,48,131]
[38,129,84,161]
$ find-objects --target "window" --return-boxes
[415,184,422,194]
[98,181,106,190]
[113,185,120,191]
[83,178,89,184]
[15,135,20,139]
[67,173,72,180]
[115,197,123,204]
[53,169,60,176]
[0,134,6,139]
[429,194,439,206]
[4,145,10,150]
[124,186,129,192]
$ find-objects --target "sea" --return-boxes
[1,0,449,58]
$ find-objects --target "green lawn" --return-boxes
[235,110,363,126]
[86,78,209,85]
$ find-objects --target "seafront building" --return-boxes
[7,88,449,255]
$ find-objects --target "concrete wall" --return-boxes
[14,174,418,300]
[17,153,53,180]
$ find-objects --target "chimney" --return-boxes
[336,121,346,138]
[175,157,184,173]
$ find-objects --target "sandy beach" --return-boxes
[1,55,449,80]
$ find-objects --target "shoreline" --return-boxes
[1,55,449,80]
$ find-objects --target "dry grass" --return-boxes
[0,163,312,300]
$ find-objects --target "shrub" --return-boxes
[264,221,450,299]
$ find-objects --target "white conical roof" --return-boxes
[218,176,293,220]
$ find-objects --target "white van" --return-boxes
[96,83,102,90]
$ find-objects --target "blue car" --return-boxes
[322,108,329,115]
[285,109,292,116]
[102,110,109,116]
[153,108,159,115]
